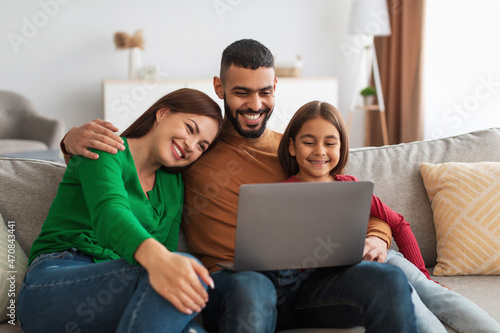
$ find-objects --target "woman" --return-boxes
[18,88,223,333]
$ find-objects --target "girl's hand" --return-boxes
[134,238,214,314]
[363,236,388,262]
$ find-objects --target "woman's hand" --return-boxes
[62,119,125,159]
[134,238,214,314]
[363,236,388,263]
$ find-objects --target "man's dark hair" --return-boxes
[220,39,274,82]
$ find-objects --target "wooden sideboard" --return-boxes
[103,77,338,134]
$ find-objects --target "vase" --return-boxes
[363,95,375,106]
[128,47,142,79]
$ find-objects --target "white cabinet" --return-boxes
[103,77,338,134]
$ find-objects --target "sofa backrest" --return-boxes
[0,158,65,256]
[2,128,500,266]
[345,127,500,266]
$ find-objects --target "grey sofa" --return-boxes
[1,128,499,332]
[0,90,65,155]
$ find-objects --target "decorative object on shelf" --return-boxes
[143,65,159,80]
[346,0,391,146]
[113,29,145,79]
[360,86,376,105]
[275,55,302,77]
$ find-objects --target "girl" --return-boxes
[18,89,223,333]
[277,100,500,333]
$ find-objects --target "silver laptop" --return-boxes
[217,181,374,271]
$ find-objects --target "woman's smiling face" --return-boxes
[289,117,341,182]
[152,109,219,168]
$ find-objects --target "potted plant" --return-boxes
[360,86,376,105]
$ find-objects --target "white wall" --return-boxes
[423,0,500,140]
[1,0,373,147]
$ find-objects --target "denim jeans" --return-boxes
[201,270,277,333]
[265,261,417,332]
[205,261,417,333]
[386,250,500,333]
[18,248,206,333]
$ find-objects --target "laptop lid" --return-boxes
[229,181,374,271]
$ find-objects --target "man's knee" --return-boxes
[209,271,277,332]
[227,271,277,304]
[355,262,411,295]
[231,272,276,333]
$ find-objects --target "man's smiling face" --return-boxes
[217,65,277,138]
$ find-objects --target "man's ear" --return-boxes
[289,137,296,156]
[213,76,224,99]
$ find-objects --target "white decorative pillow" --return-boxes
[0,213,29,322]
[420,162,500,276]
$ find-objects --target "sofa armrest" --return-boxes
[22,113,66,150]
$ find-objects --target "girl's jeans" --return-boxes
[386,250,500,333]
[18,248,206,333]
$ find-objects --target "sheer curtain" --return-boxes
[366,0,426,146]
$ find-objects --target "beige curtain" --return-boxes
[366,0,426,146]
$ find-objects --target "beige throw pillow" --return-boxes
[420,162,500,276]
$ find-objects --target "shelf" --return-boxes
[355,104,382,111]
[348,104,389,146]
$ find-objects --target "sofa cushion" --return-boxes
[431,270,500,325]
[0,157,65,255]
[420,162,500,275]
[345,128,500,267]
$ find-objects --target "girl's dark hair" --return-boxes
[278,101,349,178]
[121,88,223,173]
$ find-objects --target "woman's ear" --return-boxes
[288,138,296,156]
[156,108,169,122]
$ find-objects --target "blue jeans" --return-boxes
[18,248,206,333]
[202,270,277,333]
[386,250,500,333]
[263,261,417,333]
[204,261,417,333]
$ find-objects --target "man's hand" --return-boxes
[363,236,388,263]
[62,119,125,159]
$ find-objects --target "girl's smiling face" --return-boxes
[289,117,341,182]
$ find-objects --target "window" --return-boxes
[423,0,500,140]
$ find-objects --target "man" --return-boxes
[62,39,417,332]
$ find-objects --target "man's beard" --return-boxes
[224,98,273,139]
